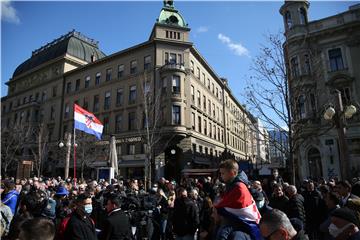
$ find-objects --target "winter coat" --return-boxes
[99,208,131,240]
[269,195,289,214]
[64,208,97,240]
[1,190,19,215]
[287,194,306,227]
[173,197,200,237]
[303,189,327,233]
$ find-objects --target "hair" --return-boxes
[327,192,340,206]
[21,190,48,217]
[338,180,352,191]
[3,180,16,190]
[18,218,55,240]
[287,185,297,195]
[219,159,238,172]
[75,193,91,204]
[273,183,283,190]
[260,209,296,236]
[107,193,122,207]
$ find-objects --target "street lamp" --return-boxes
[58,133,73,180]
[323,90,357,180]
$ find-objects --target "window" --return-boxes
[214,125,216,139]
[213,103,216,117]
[103,116,109,134]
[191,112,195,130]
[191,85,195,102]
[299,8,307,25]
[304,54,311,75]
[106,68,112,81]
[129,85,137,103]
[310,93,316,116]
[128,112,136,130]
[285,11,292,29]
[85,76,90,88]
[204,119,207,135]
[118,64,124,78]
[130,60,137,74]
[291,57,299,78]
[197,91,201,107]
[162,77,167,93]
[172,105,181,124]
[127,144,136,155]
[340,87,351,105]
[298,95,306,119]
[104,91,111,110]
[208,100,211,115]
[165,52,169,64]
[207,79,211,89]
[329,48,344,71]
[41,91,47,102]
[203,95,206,111]
[209,122,212,137]
[192,144,197,153]
[198,116,202,133]
[216,88,219,98]
[50,106,55,120]
[93,95,99,112]
[115,114,122,133]
[202,73,205,84]
[205,147,208,155]
[144,55,151,70]
[23,96,27,104]
[197,67,200,79]
[116,88,123,106]
[191,61,194,73]
[199,146,203,153]
[83,97,89,110]
[66,82,72,93]
[178,54,182,65]
[169,53,176,64]
[64,104,69,119]
[52,86,57,97]
[95,72,101,85]
[75,79,80,91]
[172,75,180,93]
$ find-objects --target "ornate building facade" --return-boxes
[2,1,256,180]
[280,2,360,180]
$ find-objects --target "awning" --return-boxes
[193,156,212,166]
[181,168,218,176]
[118,160,145,168]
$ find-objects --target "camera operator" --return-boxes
[99,193,131,240]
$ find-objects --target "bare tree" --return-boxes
[1,123,31,176]
[245,32,330,184]
[30,123,49,177]
[74,132,107,181]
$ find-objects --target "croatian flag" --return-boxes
[74,104,103,140]
[215,181,261,240]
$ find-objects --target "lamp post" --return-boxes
[324,90,357,180]
[59,133,77,180]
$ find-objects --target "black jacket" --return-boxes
[303,189,327,232]
[64,209,97,240]
[99,208,131,240]
[269,195,289,214]
[173,197,200,236]
[287,194,306,227]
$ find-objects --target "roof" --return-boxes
[12,30,106,78]
[157,0,188,28]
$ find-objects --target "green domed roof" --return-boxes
[157,0,188,28]
[13,30,106,78]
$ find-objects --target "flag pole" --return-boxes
[73,117,77,188]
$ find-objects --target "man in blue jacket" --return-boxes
[1,180,19,215]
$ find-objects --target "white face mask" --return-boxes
[328,223,352,238]
[256,199,265,209]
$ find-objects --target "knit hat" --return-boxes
[331,207,360,227]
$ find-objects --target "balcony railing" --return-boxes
[159,63,186,73]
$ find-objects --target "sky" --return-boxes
[1,0,358,125]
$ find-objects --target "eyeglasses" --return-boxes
[264,229,278,240]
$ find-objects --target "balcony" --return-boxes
[159,63,186,74]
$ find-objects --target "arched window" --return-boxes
[297,95,306,119]
[285,11,292,29]
[299,8,308,25]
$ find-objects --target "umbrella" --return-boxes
[109,136,118,176]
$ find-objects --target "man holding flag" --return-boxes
[214,159,262,240]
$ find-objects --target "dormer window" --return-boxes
[285,11,292,29]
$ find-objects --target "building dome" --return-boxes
[157,0,188,28]
[12,30,106,78]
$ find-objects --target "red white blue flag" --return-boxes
[74,104,103,140]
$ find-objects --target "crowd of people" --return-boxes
[1,159,360,240]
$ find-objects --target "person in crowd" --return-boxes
[0,202,13,237]
[173,187,199,240]
[337,181,360,207]
[1,180,19,215]
[214,159,261,240]
[303,180,328,240]
[250,188,272,216]
[64,193,97,240]
[269,184,289,214]
[329,207,360,240]
[17,218,55,240]
[320,192,341,240]
[189,188,203,216]
[252,180,269,203]
[99,193,131,240]
[351,181,360,198]
[154,188,169,240]
[198,197,214,240]
[285,185,306,228]
[259,209,308,240]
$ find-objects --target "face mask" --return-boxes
[256,199,265,209]
[84,204,93,214]
[328,223,352,238]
